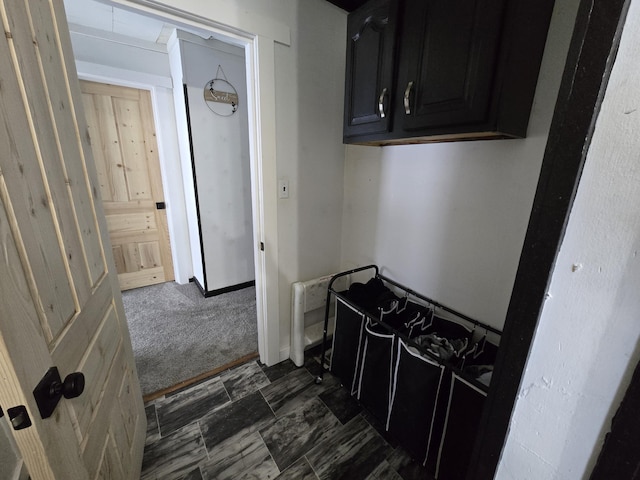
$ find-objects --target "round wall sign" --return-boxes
[204,77,239,117]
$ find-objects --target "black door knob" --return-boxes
[49,372,85,399]
[34,367,86,419]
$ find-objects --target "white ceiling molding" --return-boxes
[67,23,169,52]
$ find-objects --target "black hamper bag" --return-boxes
[387,339,445,468]
[356,319,396,422]
[417,316,473,468]
[330,297,366,394]
[436,374,487,480]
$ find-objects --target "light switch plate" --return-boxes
[278,179,290,199]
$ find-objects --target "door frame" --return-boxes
[76,72,191,286]
[100,0,288,366]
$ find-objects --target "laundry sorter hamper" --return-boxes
[435,340,499,479]
[315,265,502,479]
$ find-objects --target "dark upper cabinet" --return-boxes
[343,0,399,138]
[343,0,556,145]
[396,0,506,132]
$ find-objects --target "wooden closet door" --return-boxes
[0,1,145,478]
[80,81,174,291]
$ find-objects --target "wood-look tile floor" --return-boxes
[142,347,431,480]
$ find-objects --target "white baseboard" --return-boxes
[279,346,290,363]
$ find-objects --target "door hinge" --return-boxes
[7,406,31,430]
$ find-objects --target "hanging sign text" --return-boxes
[205,88,239,106]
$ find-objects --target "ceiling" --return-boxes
[63,0,366,48]
[63,0,177,44]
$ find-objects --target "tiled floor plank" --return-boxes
[145,404,161,445]
[318,384,362,425]
[365,460,403,480]
[259,396,342,471]
[276,456,319,479]
[200,430,277,480]
[141,423,207,480]
[181,467,204,480]
[221,361,271,401]
[260,368,340,417]
[156,376,231,437]
[260,358,299,382]
[200,391,275,451]
[306,414,392,480]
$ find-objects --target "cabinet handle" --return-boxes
[404,81,414,115]
[378,88,388,118]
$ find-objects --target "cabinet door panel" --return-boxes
[397,0,507,132]
[343,0,399,139]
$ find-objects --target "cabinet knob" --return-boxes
[404,81,414,115]
[378,88,388,118]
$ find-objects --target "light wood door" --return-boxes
[0,1,146,479]
[80,80,174,291]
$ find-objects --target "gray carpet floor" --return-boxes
[121,281,258,396]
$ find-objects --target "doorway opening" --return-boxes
[64,0,279,396]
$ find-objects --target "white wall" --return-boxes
[496,1,640,477]
[176,32,254,291]
[340,0,580,330]
[274,0,347,357]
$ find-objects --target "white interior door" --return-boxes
[0,1,146,478]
